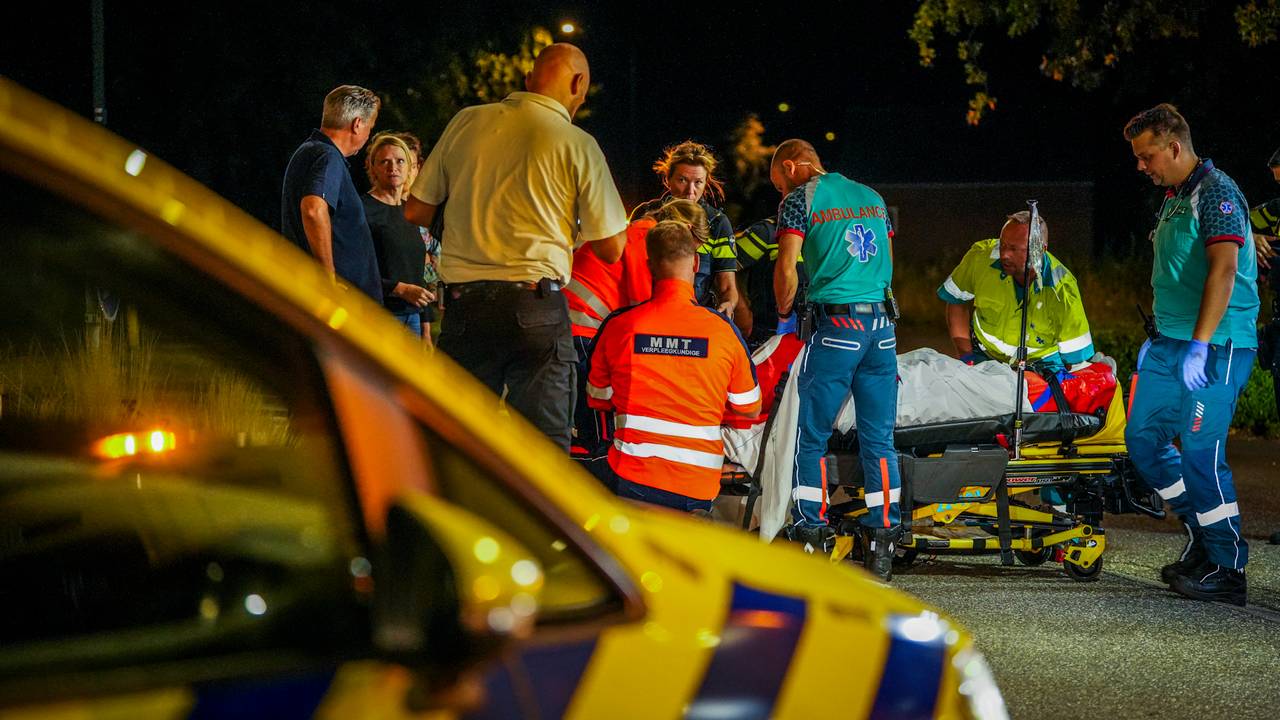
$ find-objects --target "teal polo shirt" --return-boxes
[1150,159,1259,348]
[777,172,892,304]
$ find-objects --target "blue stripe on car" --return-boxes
[869,615,947,720]
[464,638,598,719]
[684,583,807,720]
[189,669,335,720]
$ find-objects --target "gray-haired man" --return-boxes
[282,85,382,300]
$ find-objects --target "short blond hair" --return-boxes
[646,220,697,263]
[364,132,413,188]
[645,198,709,248]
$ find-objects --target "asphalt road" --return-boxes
[892,434,1280,720]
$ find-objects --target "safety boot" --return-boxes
[862,527,899,582]
[1170,563,1247,607]
[787,524,836,555]
[1160,519,1207,584]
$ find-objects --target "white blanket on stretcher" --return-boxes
[722,338,1033,541]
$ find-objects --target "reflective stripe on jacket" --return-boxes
[566,219,655,339]
[587,278,761,500]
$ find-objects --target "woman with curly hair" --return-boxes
[630,141,738,316]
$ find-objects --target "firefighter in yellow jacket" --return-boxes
[937,210,1095,372]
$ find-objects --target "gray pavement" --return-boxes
[897,546,1280,719]
[892,430,1280,720]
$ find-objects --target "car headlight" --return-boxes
[953,645,1009,720]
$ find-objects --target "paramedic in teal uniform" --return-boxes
[1123,104,1259,607]
[771,139,901,581]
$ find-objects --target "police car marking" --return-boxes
[685,583,806,720]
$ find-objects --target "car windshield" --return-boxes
[0,175,369,681]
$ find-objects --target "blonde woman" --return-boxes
[362,132,434,337]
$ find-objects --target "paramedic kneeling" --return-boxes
[938,211,1095,371]
[1124,104,1259,606]
[587,221,761,512]
[771,139,901,580]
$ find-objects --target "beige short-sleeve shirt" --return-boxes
[411,92,628,284]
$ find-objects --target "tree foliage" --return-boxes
[911,0,1280,124]
[722,114,777,225]
[380,26,555,151]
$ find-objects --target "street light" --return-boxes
[560,21,577,35]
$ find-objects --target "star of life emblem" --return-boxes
[1220,201,1234,214]
[846,224,877,262]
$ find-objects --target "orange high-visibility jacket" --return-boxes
[566,219,655,339]
[587,278,761,500]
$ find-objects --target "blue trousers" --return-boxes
[1125,336,1255,569]
[393,309,423,337]
[615,474,713,513]
[792,309,901,529]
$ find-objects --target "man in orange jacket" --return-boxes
[587,221,761,511]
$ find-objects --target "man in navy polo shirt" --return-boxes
[282,85,382,301]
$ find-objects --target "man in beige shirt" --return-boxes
[405,43,627,450]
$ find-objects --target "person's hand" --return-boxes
[716,299,735,316]
[776,312,798,336]
[1136,338,1152,372]
[393,282,434,308]
[1256,234,1276,270]
[1181,340,1209,392]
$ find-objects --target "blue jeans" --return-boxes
[793,309,901,529]
[1125,336,1255,569]
[614,474,713,513]
[393,310,422,337]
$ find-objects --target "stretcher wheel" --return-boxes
[1015,548,1052,566]
[1063,556,1103,582]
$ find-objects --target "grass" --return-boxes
[0,322,292,445]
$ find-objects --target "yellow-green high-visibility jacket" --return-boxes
[936,238,1095,368]
[1251,198,1280,236]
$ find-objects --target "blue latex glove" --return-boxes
[1136,338,1152,371]
[776,312,798,335]
[1181,340,1209,392]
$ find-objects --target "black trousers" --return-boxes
[439,283,577,450]
[571,335,614,458]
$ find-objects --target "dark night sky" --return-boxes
[6,1,1279,249]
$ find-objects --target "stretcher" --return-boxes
[720,338,1164,581]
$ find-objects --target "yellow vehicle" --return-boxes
[0,79,1006,720]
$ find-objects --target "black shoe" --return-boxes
[862,527,899,582]
[787,524,835,555]
[1160,519,1206,584]
[1170,564,1247,607]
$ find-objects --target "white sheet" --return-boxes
[722,342,1034,540]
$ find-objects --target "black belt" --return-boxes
[448,278,563,296]
[820,301,886,315]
